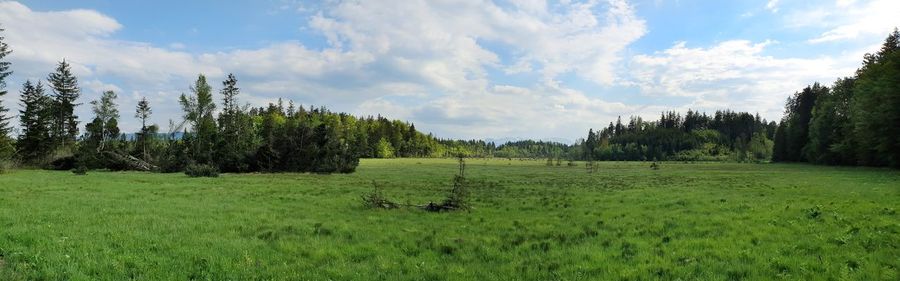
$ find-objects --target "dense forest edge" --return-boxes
[0,27,898,173]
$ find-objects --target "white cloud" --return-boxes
[766,0,780,12]
[0,0,648,140]
[628,40,858,120]
[786,0,900,44]
[309,0,646,86]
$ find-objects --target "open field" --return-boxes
[0,159,898,280]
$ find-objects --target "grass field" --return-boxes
[0,159,898,280]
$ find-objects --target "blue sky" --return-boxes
[1,0,897,141]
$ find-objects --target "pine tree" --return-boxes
[216,74,255,172]
[0,25,13,159]
[17,81,52,162]
[47,60,81,147]
[135,97,153,161]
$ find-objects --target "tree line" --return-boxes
[774,29,900,168]
[575,110,777,162]
[1,26,898,170]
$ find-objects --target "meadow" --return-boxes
[0,159,897,280]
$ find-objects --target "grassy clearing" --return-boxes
[0,159,897,280]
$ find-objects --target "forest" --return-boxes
[1,28,899,172]
[574,29,900,168]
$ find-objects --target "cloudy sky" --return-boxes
[1,0,897,141]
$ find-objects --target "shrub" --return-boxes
[425,156,470,212]
[185,163,219,177]
[49,155,76,170]
[0,159,15,174]
[361,181,398,209]
[72,165,88,175]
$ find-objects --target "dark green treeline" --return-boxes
[773,29,900,168]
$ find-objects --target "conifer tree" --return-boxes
[47,60,81,147]
[17,81,52,162]
[135,97,153,161]
[216,74,255,172]
[0,25,12,159]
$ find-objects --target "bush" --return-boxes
[361,181,398,209]
[72,165,88,175]
[0,159,15,174]
[424,156,470,212]
[185,163,219,177]
[49,156,76,170]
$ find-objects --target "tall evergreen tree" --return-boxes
[216,74,255,172]
[17,81,52,162]
[852,28,900,167]
[0,25,13,159]
[47,60,81,147]
[779,84,824,162]
[135,97,153,161]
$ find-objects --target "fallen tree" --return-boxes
[102,151,159,171]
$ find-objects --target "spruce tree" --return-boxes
[47,60,80,147]
[135,97,153,161]
[0,25,13,159]
[17,81,52,162]
[216,73,255,172]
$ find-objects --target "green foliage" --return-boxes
[16,81,53,164]
[47,60,80,147]
[360,180,398,209]
[580,111,774,162]
[0,25,11,141]
[748,132,773,162]
[425,156,470,212]
[184,163,219,178]
[215,74,256,172]
[375,137,395,158]
[851,29,900,167]
[180,75,217,165]
[775,29,900,168]
[134,97,154,161]
[0,157,14,173]
[776,83,826,162]
[72,164,88,175]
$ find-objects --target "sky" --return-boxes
[0,0,898,141]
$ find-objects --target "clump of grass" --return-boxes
[806,205,823,219]
[185,164,219,178]
[361,181,398,209]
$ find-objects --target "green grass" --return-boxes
[0,159,898,280]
